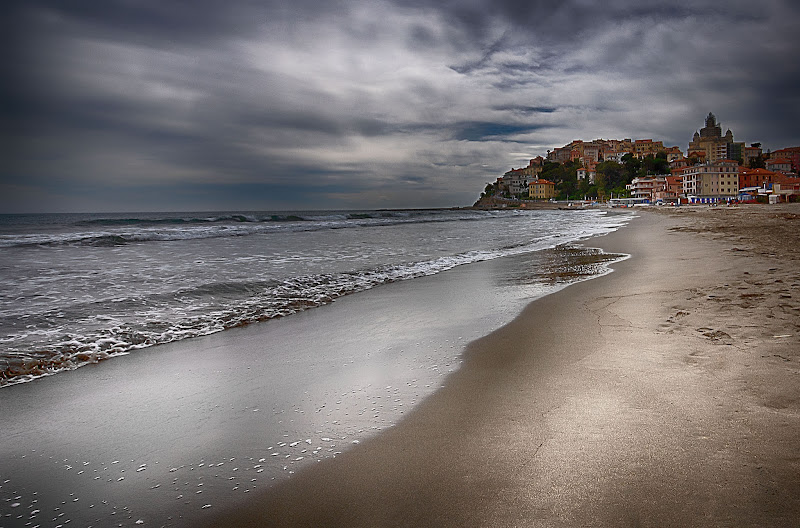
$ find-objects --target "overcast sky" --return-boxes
[3,0,799,213]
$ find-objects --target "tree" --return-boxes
[596,161,625,189]
[748,155,766,169]
[621,153,641,179]
[642,154,669,175]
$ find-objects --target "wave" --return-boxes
[0,232,585,387]
[73,213,311,226]
[0,209,498,248]
[0,209,634,387]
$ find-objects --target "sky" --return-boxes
[3,0,799,213]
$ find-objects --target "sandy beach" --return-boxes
[205,204,800,527]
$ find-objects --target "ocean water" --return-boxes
[0,208,633,526]
[0,209,630,388]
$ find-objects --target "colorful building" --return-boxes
[528,179,557,200]
[633,139,665,159]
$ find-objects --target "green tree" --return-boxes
[595,161,624,191]
[642,154,669,175]
[748,155,766,169]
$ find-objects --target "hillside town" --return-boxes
[476,113,800,207]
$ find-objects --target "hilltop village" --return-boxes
[475,113,800,207]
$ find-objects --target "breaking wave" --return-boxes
[0,235,572,386]
[0,210,494,248]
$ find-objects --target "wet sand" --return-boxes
[206,204,800,527]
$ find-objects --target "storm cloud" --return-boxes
[3,0,799,212]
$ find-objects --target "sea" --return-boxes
[0,208,630,388]
[0,208,632,527]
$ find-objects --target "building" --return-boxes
[546,137,680,165]
[670,158,690,170]
[663,146,684,162]
[627,176,660,201]
[688,112,737,163]
[627,175,670,201]
[547,146,574,164]
[577,166,596,184]
[603,152,631,163]
[743,145,763,167]
[653,176,683,203]
[502,169,531,196]
[681,160,740,202]
[579,142,601,166]
[766,158,793,173]
[770,147,800,173]
[726,141,745,163]
[739,166,800,189]
[528,179,557,200]
[519,156,545,178]
[500,157,546,196]
[688,150,708,164]
[771,181,800,202]
[597,138,633,161]
[633,139,665,159]
[739,167,780,189]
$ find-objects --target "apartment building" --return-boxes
[766,158,793,173]
[653,176,683,202]
[502,169,531,196]
[633,139,665,159]
[626,175,671,201]
[681,160,740,201]
[577,166,596,184]
[770,147,800,172]
[528,179,557,200]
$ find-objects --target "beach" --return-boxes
[205,204,800,527]
[0,210,630,527]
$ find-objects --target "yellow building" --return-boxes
[681,160,739,201]
[528,179,557,200]
[633,139,665,158]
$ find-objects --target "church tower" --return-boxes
[688,112,737,162]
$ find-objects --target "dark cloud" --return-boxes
[492,105,557,114]
[2,0,799,212]
[453,122,551,141]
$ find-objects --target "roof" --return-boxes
[528,179,556,186]
[738,167,778,175]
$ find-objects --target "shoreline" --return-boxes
[0,207,623,389]
[206,204,800,527]
[0,217,629,527]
